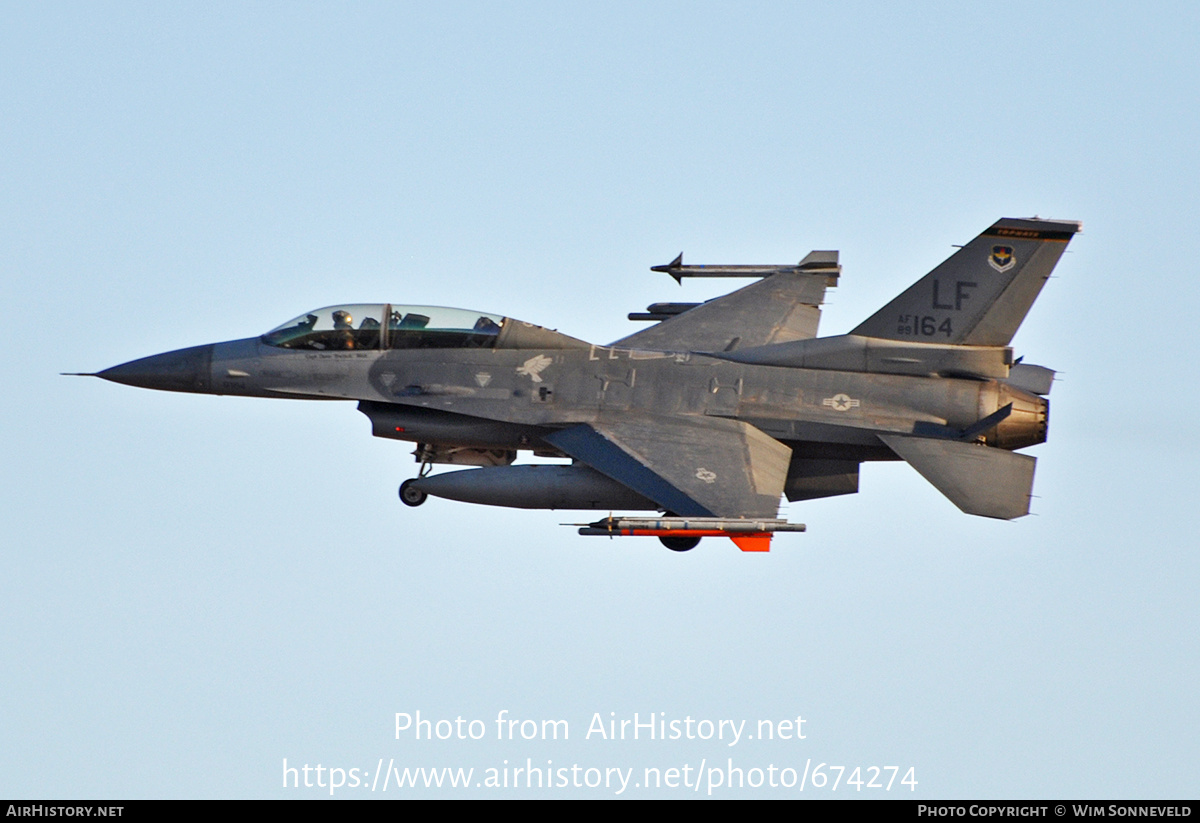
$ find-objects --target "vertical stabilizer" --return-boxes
[851,218,1081,346]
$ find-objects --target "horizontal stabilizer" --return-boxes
[879,435,1036,520]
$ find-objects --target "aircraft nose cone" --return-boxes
[98,344,214,393]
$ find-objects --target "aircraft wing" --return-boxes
[610,265,835,352]
[545,414,791,518]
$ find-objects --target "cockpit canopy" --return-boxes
[262,304,506,351]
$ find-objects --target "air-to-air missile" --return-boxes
[79,217,1079,552]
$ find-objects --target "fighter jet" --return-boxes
[82,217,1079,551]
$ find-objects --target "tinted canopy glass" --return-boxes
[386,305,504,349]
[262,304,505,350]
[261,304,386,350]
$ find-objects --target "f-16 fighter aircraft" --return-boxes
[83,217,1079,551]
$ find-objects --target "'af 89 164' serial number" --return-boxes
[897,314,952,337]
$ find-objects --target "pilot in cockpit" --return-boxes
[332,310,355,350]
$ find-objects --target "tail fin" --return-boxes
[851,217,1081,347]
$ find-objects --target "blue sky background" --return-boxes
[2,2,1197,798]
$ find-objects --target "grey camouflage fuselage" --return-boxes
[91,217,1079,550]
